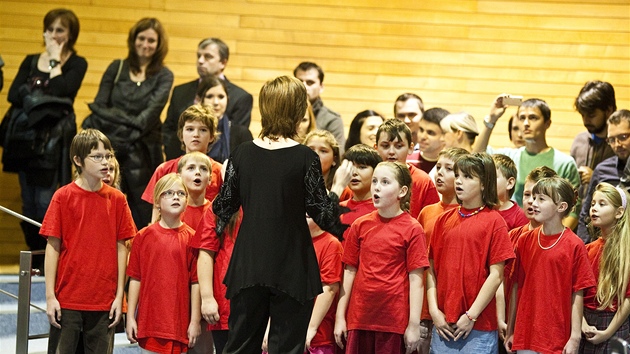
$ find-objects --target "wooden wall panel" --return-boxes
[0,0,628,265]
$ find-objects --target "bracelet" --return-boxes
[465,311,477,322]
[483,116,495,129]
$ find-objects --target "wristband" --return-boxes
[465,311,477,322]
[483,116,495,129]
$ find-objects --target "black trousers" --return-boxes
[224,286,314,354]
[47,309,114,354]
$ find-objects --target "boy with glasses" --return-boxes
[42,129,136,353]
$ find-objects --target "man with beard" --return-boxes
[571,81,616,200]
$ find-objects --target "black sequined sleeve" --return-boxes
[304,158,349,239]
[212,158,241,236]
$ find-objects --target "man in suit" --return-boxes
[163,38,253,160]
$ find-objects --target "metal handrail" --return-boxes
[0,205,42,227]
[0,204,47,354]
[0,288,46,313]
[16,250,47,354]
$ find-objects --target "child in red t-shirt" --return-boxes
[305,130,352,201]
[177,151,214,354]
[126,174,201,353]
[190,204,240,354]
[335,161,429,354]
[42,129,137,353]
[492,154,528,231]
[374,119,440,218]
[416,147,468,354]
[427,153,514,353]
[303,214,343,353]
[142,105,223,223]
[339,144,382,238]
[499,166,557,344]
[178,152,212,231]
[505,177,596,354]
[580,183,630,352]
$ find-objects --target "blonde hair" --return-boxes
[107,154,121,190]
[594,183,630,310]
[440,112,479,145]
[177,151,212,173]
[303,130,340,190]
[153,173,188,222]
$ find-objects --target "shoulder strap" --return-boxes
[29,55,39,76]
[114,59,123,84]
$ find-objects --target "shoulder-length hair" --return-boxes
[43,8,80,53]
[259,76,307,139]
[127,18,168,77]
[454,152,499,209]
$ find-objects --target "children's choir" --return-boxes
[11,8,630,354]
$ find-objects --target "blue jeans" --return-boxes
[430,327,498,354]
[19,171,56,251]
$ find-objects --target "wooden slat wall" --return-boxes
[0,0,628,265]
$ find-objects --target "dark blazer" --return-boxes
[162,76,253,160]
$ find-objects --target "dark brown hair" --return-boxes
[127,18,168,77]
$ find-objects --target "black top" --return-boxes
[213,141,346,302]
[8,53,87,106]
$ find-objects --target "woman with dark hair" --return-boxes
[196,75,252,162]
[84,17,173,229]
[6,8,87,259]
[344,110,385,151]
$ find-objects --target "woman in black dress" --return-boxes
[211,75,351,354]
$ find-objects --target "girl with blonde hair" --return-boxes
[580,182,630,353]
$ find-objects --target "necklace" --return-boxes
[537,227,566,250]
[458,205,484,218]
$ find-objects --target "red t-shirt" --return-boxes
[339,186,353,202]
[417,201,458,320]
[141,157,223,204]
[503,224,532,316]
[189,206,240,331]
[583,238,630,312]
[498,202,529,231]
[127,223,198,348]
[512,226,596,353]
[429,207,514,331]
[408,164,440,219]
[40,183,136,311]
[339,198,376,242]
[181,201,211,231]
[311,232,343,348]
[343,211,429,334]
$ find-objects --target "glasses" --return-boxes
[87,154,114,163]
[606,133,630,146]
[160,190,187,199]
